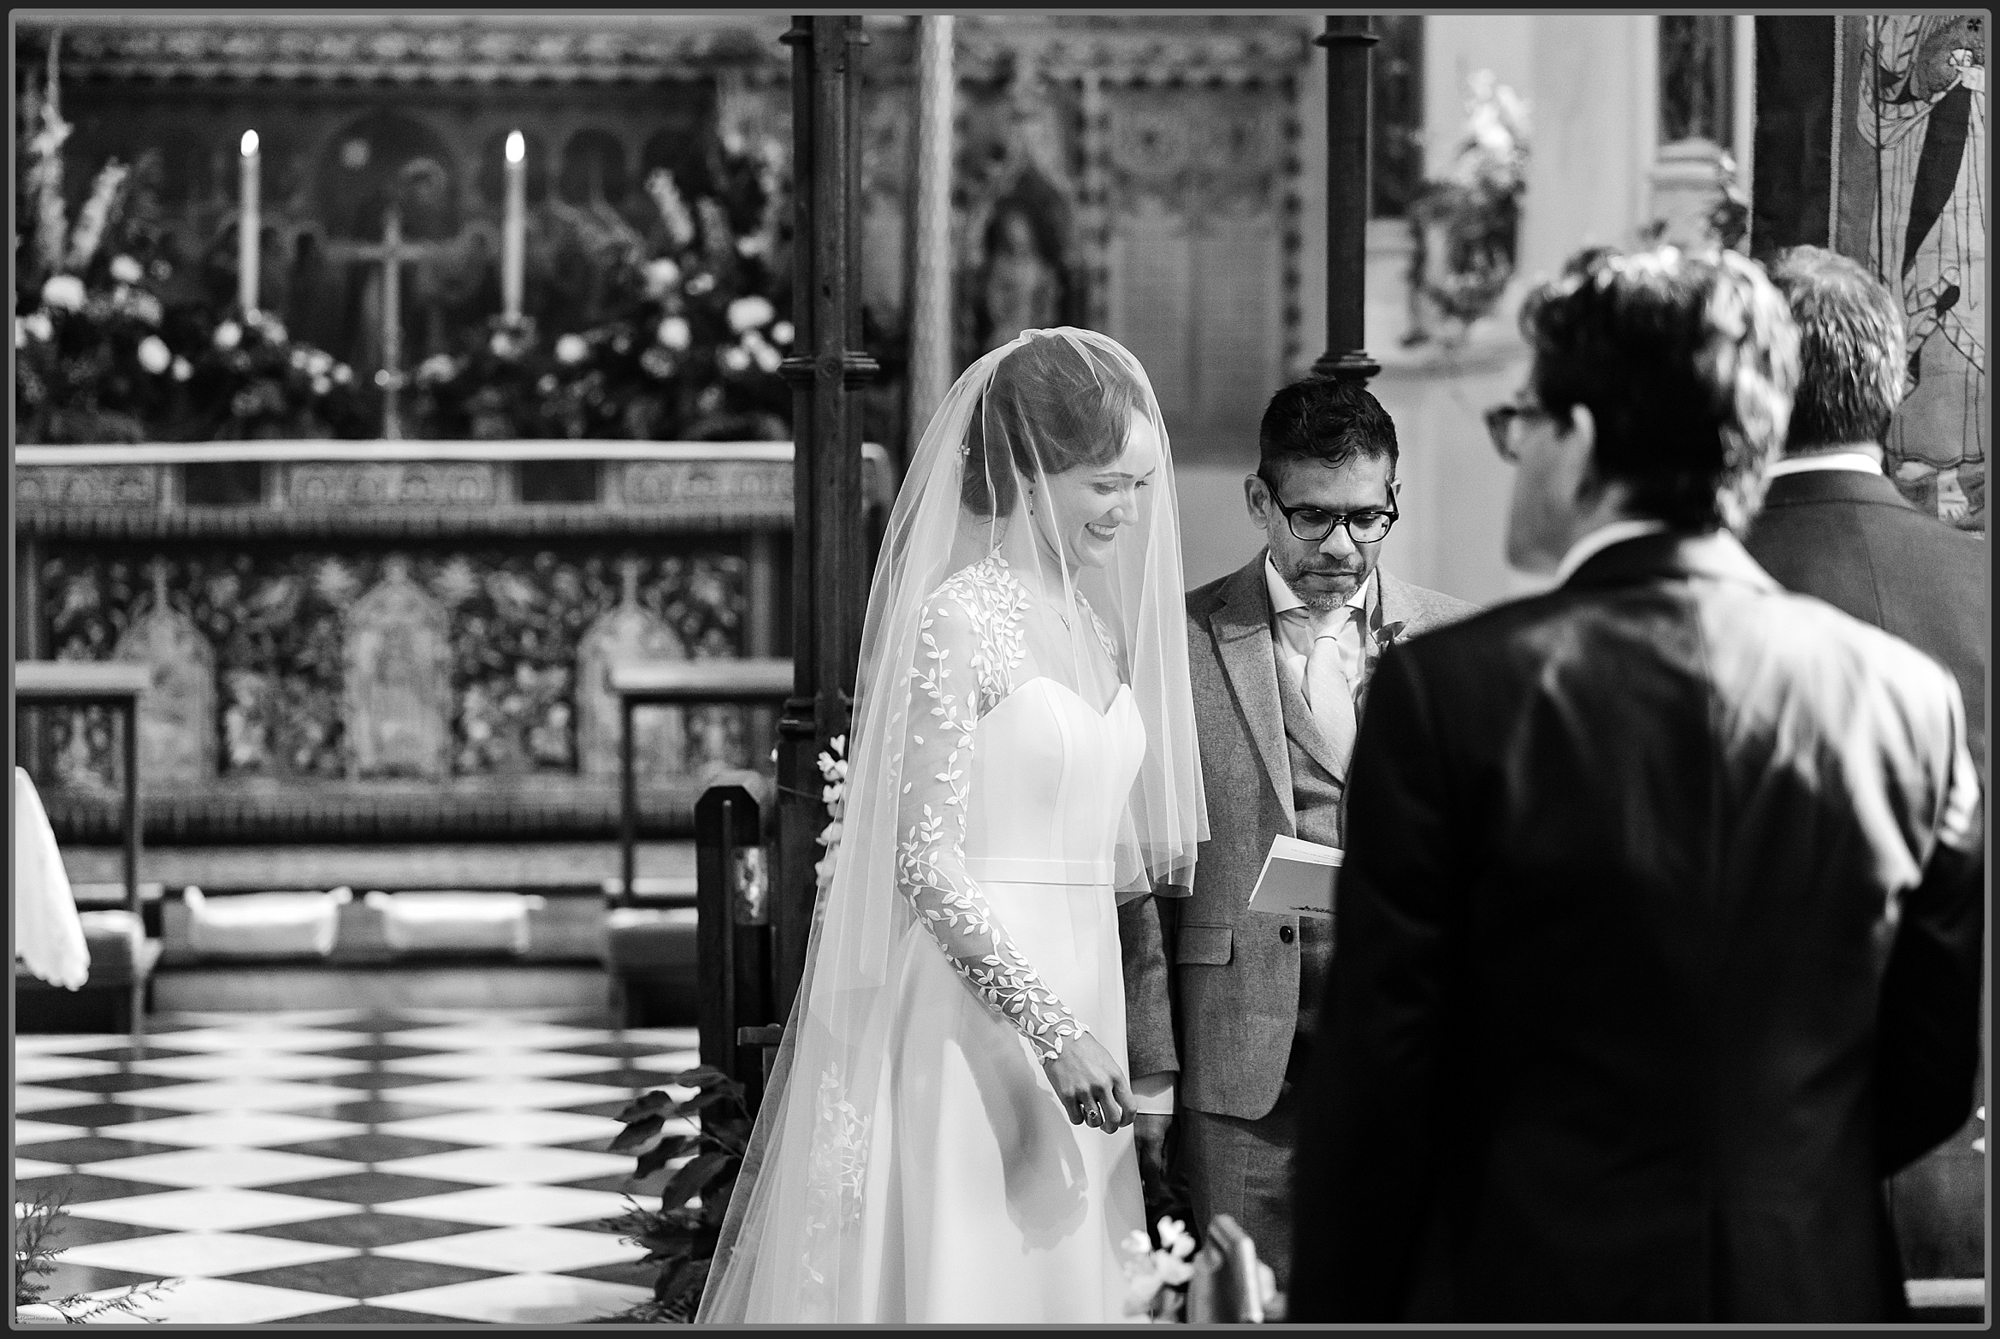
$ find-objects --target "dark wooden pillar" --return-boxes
[1311,15,1381,385]
[775,15,877,1025]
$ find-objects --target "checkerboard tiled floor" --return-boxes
[14,1008,696,1324]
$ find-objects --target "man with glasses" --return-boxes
[1120,376,1473,1296]
[1290,246,1983,1323]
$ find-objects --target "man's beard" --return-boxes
[1282,564,1364,613]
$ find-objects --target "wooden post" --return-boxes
[774,15,878,1027]
[696,784,771,1104]
[1311,16,1381,385]
[905,16,957,451]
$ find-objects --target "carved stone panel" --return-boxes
[575,557,690,778]
[288,462,499,507]
[343,554,453,779]
[615,459,791,510]
[1101,83,1292,465]
[113,562,218,785]
[17,465,163,508]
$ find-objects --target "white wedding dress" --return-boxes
[811,555,1148,1322]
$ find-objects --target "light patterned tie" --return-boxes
[1304,607,1359,777]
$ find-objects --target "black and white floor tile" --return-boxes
[14,1007,695,1324]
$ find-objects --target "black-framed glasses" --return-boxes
[1256,475,1398,544]
[1484,397,1551,463]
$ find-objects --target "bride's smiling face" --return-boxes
[1035,411,1162,569]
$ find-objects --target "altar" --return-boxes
[14,438,893,859]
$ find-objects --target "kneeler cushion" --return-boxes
[364,890,546,956]
[184,886,352,959]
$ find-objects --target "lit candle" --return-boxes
[238,129,260,317]
[503,130,526,322]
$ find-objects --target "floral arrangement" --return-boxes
[599,1066,755,1323]
[813,734,849,911]
[15,1187,177,1323]
[1407,71,1533,342]
[14,54,367,445]
[408,134,796,444]
[1120,1215,1200,1322]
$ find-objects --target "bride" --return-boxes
[698,329,1206,1323]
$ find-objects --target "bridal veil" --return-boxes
[699,327,1205,1321]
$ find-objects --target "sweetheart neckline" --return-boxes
[985,675,1135,725]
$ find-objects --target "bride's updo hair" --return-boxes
[962,331,1144,517]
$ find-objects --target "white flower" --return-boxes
[289,348,311,370]
[305,349,334,377]
[171,356,193,382]
[728,295,776,332]
[41,273,86,311]
[213,319,243,351]
[745,331,782,374]
[312,375,332,396]
[555,333,590,364]
[331,363,353,385]
[686,272,716,296]
[656,316,692,350]
[537,373,559,394]
[772,320,795,346]
[641,346,676,379]
[127,291,163,326]
[416,353,458,385]
[721,344,753,373]
[151,258,173,282]
[21,311,53,343]
[110,253,144,285]
[136,334,172,374]
[643,257,681,299]
[254,314,289,345]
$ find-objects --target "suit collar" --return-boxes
[1760,467,1917,511]
[1562,528,1780,594]
[1213,555,1299,827]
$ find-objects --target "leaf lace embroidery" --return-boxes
[893,555,1085,1063]
[802,1061,871,1288]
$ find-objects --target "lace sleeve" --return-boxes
[892,566,1085,1063]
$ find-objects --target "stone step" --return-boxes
[150,962,621,1015]
[59,839,696,894]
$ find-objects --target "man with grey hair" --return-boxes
[1291,245,1983,1323]
[1745,245,1986,775]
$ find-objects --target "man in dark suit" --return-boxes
[1746,244,1990,1287]
[1290,246,1984,1323]
[1744,245,1986,774]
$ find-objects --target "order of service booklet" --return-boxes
[1245,833,1342,919]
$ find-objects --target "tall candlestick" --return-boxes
[502,130,526,322]
[238,129,260,317]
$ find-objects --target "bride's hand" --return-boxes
[1042,1031,1135,1133]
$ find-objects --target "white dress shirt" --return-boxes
[1265,555,1376,697]
[1767,447,1885,478]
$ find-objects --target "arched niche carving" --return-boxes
[559,129,630,207]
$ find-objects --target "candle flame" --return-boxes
[505,131,526,165]
[241,129,260,158]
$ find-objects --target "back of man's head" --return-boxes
[1768,245,1907,454]
[1258,376,1399,477]
[1519,245,1801,535]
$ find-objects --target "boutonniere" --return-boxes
[1371,619,1407,655]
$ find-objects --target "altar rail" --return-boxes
[15,440,895,847]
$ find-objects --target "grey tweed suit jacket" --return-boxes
[1121,553,1477,1120]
